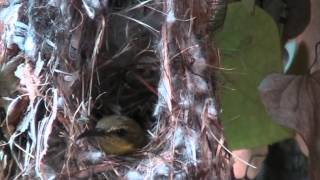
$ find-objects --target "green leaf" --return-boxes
[242,0,255,13]
[215,2,293,150]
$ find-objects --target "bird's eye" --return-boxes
[113,129,128,137]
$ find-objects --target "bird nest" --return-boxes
[0,0,230,179]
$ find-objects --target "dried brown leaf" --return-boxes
[259,71,320,179]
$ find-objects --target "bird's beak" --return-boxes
[77,128,106,140]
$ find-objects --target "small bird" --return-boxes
[79,115,147,155]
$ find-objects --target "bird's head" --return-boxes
[79,115,147,155]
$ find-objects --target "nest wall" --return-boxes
[0,0,230,179]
